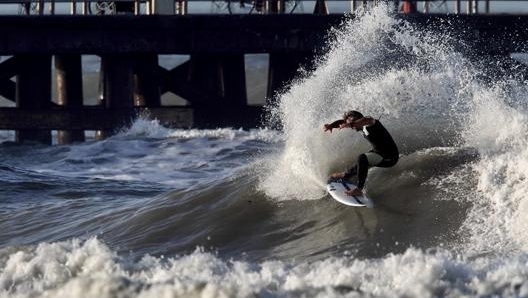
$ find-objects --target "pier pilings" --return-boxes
[55,54,85,144]
[188,54,247,106]
[0,14,527,144]
[16,55,52,145]
[134,54,161,108]
[96,54,135,140]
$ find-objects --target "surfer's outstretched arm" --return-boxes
[350,116,375,129]
[323,119,345,132]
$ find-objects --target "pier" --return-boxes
[0,1,528,144]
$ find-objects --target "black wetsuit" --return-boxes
[343,119,399,188]
[360,119,399,166]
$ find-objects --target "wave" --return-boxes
[460,84,528,255]
[89,145,475,262]
[2,237,528,298]
[0,128,479,262]
[260,5,476,202]
[259,3,528,257]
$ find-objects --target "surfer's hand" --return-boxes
[323,124,333,132]
[330,172,345,179]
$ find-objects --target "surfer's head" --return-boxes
[343,110,363,122]
[343,110,364,130]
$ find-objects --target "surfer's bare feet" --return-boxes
[346,187,363,196]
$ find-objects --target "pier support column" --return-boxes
[55,54,85,144]
[218,54,247,106]
[266,53,311,103]
[96,54,134,140]
[313,0,328,15]
[16,55,52,145]
[134,54,161,107]
[188,54,247,106]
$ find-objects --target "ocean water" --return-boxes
[2,4,528,297]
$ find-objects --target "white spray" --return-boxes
[259,4,477,201]
[259,3,528,255]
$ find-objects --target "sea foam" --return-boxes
[2,237,528,298]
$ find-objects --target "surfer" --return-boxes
[323,110,399,196]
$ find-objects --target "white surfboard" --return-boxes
[326,179,374,208]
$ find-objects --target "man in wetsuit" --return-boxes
[323,110,399,196]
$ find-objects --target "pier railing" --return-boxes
[1,0,153,15]
[1,0,527,16]
[0,0,308,15]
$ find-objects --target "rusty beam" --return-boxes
[0,106,264,130]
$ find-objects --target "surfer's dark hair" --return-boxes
[343,110,363,120]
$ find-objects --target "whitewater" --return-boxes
[1,4,528,297]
